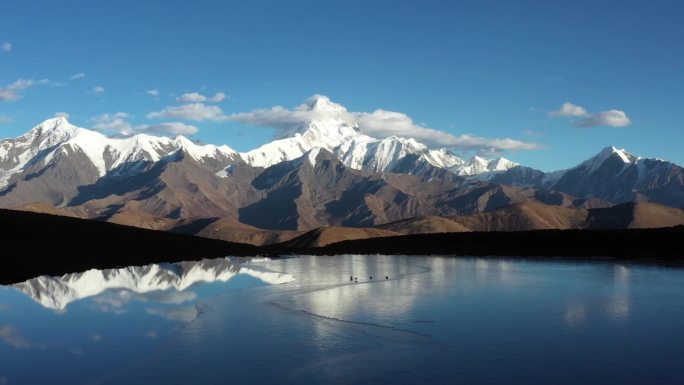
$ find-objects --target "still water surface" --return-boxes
[0,255,683,384]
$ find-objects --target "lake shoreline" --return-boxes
[1,209,682,284]
[288,226,684,265]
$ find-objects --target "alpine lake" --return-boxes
[1,255,683,384]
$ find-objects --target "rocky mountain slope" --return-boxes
[488,146,684,207]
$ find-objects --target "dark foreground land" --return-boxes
[290,227,684,263]
[1,209,683,284]
[0,209,258,284]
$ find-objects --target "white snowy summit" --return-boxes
[239,95,514,175]
[0,117,239,188]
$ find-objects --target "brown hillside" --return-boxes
[280,226,400,248]
[105,209,178,230]
[172,217,301,246]
[450,202,588,231]
[14,202,83,218]
[377,216,471,234]
[587,202,684,229]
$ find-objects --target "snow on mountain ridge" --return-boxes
[581,146,635,174]
[1,99,519,189]
[451,155,519,176]
[239,96,503,175]
[0,117,239,187]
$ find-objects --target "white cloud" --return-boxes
[549,102,632,128]
[356,109,541,151]
[0,78,50,101]
[0,114,9,123]
[91,112,198,136]
[141,122,198,135]
[225,95,542,153]
[148,102,224,121]
[549,102,588,117]
[577,109,631,128]
[53,112,70,119]
[226,106,329,132]
[91,112,132,133]
[176,92,226,103]
[1,42,11,52]
[210,92,227,102]
[92,86,105,94]
[177,92,205,103]
[146,88,159,96]
[69,72,85,80]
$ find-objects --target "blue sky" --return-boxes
[0,0,682,171]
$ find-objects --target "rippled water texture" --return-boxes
[1,255,683,384]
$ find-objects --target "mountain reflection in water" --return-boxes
[13,257,294,311]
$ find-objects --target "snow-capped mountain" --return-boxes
[0,100,517,193]
[548,146,684,205]
[13,257,294,311]
[0,117,239,188]
[239,96,514,176]
[0,107,681,232]
[488,146,684,207]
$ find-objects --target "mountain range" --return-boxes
[1,96,682,242]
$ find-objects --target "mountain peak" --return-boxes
[35,116,76,131]
[572,146,637,175]
[597,146,635,164]
[304,95,348,113]
[24,116,80,144]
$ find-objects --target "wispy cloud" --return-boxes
[223,95,543,153]
[91,112,132,132]
[142,122,199,135]
[146,306,198,323]
[549,102,631,128]
[0,78,50,102]
[0,325,30,349]
[1,42,11,52]
[148,103,224,121]
[53,112,70,119]
[91,86,105,94]
[91,112,198,136]
[521,128,546,137]
[69,72,85,80]
[176,91,226,103]
[146,88,159,97]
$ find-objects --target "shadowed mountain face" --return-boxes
[251,202,684,249]
[490,147,684,207]
[235,150,602,230]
